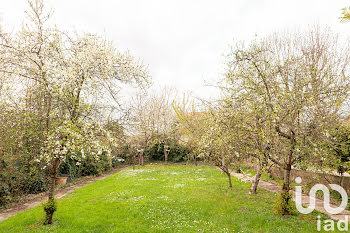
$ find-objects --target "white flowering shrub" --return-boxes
[39,120,116,168]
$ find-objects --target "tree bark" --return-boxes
[249,162,262,194]
[267,163,274,178]
[164,144,169,165]
[280,164,292,215]
[221,157,225,174]
[281,129,295,193]
[275,127,296,215]
[138,151,144,166]
[226,171,232,188]
[45,157,60,224]
[217,162,232,188]
[340,172,345,187]
[282,165,291,192]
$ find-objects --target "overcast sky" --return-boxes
[1,0,350,100]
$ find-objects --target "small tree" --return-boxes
[223,26,350,214]
[40,120,113,224]
[175,101,242,188]
[129,86,177,164]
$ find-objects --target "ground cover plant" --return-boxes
[0,165,333,233]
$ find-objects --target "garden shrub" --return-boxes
[145,141,190,162]
[273,191,297,216]
[43,197,57,225]
[59,151,113,178]
[0,150,116,208]
[0,154,47,208]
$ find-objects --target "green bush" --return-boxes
[59,151,113,178]
[0,150,117,208]
[0,111,127,208]
[0,155,47,208]
[273,190,297,216]
[43,198,57,225]
[145,141,190,162]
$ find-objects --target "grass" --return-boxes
[0,165,335,232]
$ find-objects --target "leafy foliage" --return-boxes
[145,141,190,162]
[340,7,350,23]
[43,198,57,225]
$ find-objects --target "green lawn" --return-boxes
[0,165,330,232]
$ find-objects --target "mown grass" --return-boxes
[0,165,334,232]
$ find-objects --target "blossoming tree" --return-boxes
[0,0,149,224]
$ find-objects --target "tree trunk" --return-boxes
[45,158,60,225]
[275,127,296,215]
[280,164,292,215]
[221,157,225,174]
[140,151,144,166]
[164,145,168,165]
[282,165,291,192]
[267,163,274,178]
[226,171,232,188]
[217,163,232,188]
[249,162,262,194]
[45,178,55,224]
[340,172,344,187]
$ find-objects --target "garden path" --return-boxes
[0,165,128,222]
[230,170,350,221]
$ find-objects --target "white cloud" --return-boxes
[1,0,350,100]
